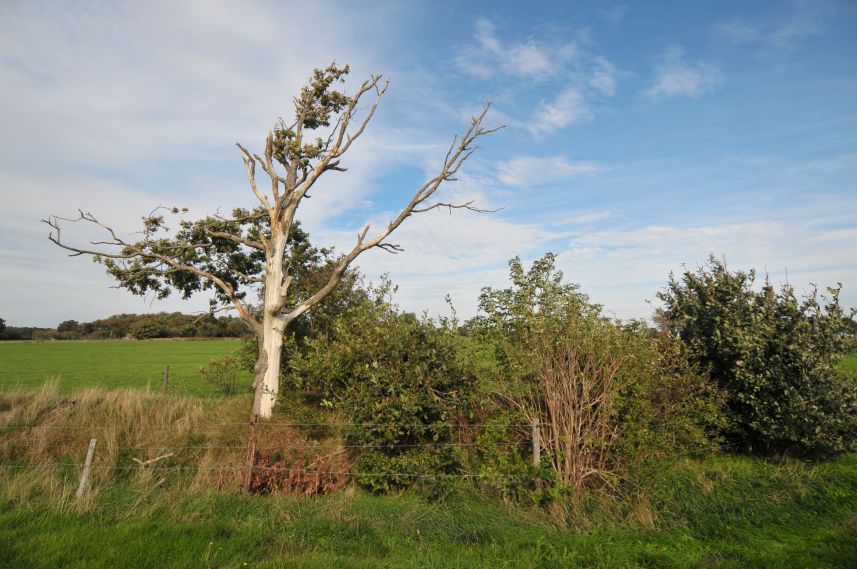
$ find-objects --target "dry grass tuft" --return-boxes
[0,385,350,505]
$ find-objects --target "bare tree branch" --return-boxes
[283,102,501,323]
[203,229,265,251]
[412,200,504,214]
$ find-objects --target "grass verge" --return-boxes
[0,386,855,568]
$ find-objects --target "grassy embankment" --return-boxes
[0,349,855,567]
[0,339,251,396]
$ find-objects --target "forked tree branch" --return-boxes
[283,103,502,322]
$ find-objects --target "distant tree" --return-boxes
[0,318,5,333]
[127,318,165,340]
[56,319,80,332]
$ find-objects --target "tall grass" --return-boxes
[0,384,349,504]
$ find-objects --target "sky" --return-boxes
[1,0,856,327]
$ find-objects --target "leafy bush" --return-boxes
[199,354,243,396]
[614,324,725,464]
[471,254,721,495]
[657,256,857,456]
[290,283,475,492]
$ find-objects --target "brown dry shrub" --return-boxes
[248,451,348,495]
[246,423,350,495]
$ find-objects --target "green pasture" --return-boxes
[0,340,250,396]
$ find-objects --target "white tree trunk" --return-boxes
[258,316,284,418]
[255,230,288,419]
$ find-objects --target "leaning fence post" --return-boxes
[76,438,97,499]
[532,417,541,468]
[162,365,170,394]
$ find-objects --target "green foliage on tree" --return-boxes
[127,319,166,340]
[56,320,80,333]
[657,255,857,457]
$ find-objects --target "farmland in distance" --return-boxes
[0,339,250,396]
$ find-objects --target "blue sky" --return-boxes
[1,0,855,326]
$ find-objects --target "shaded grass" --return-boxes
[0,339,251,396]
[0,386,855,568]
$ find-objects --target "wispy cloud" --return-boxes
[598,5,629,24]
[644,46,720,101]
[557,217,857,319]
[589,56,617,96]
[527,88,593,135]
[454,18,575,80]
[497,155,599,187]
[716,0,832,59]
[567,211,612,224]
[455,18,619,137]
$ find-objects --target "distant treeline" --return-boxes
[0,313,249,341]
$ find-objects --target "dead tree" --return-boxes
[44,64,500,486]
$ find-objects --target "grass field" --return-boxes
[0,339,251,396]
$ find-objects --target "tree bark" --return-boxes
[256,226,290,418]
[258,315,284,418]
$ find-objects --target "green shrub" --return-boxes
[290,283,475,492]
[614,324,725,464]
[199,354,243,396]
[657,255,857,456]
[471,254,722,496]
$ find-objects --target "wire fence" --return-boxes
[0,413,738,489]
[0,421,535,429]
[0,435,736,480]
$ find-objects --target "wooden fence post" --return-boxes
[162,365,170,394]
[76,438,97,500]
[532,417,540,468]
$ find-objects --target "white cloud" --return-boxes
[589,56,617,96]
[644,46,720,101]
[528,88,593,135]
[497,156,599,187]
[566,211,612,224]
[715,1,832,59]
[343,210,559,318]
[454,18,575,80]
[453,18,618,138]
[716,19,761,44]
[0,0,411,173]
[555,218,857,320]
